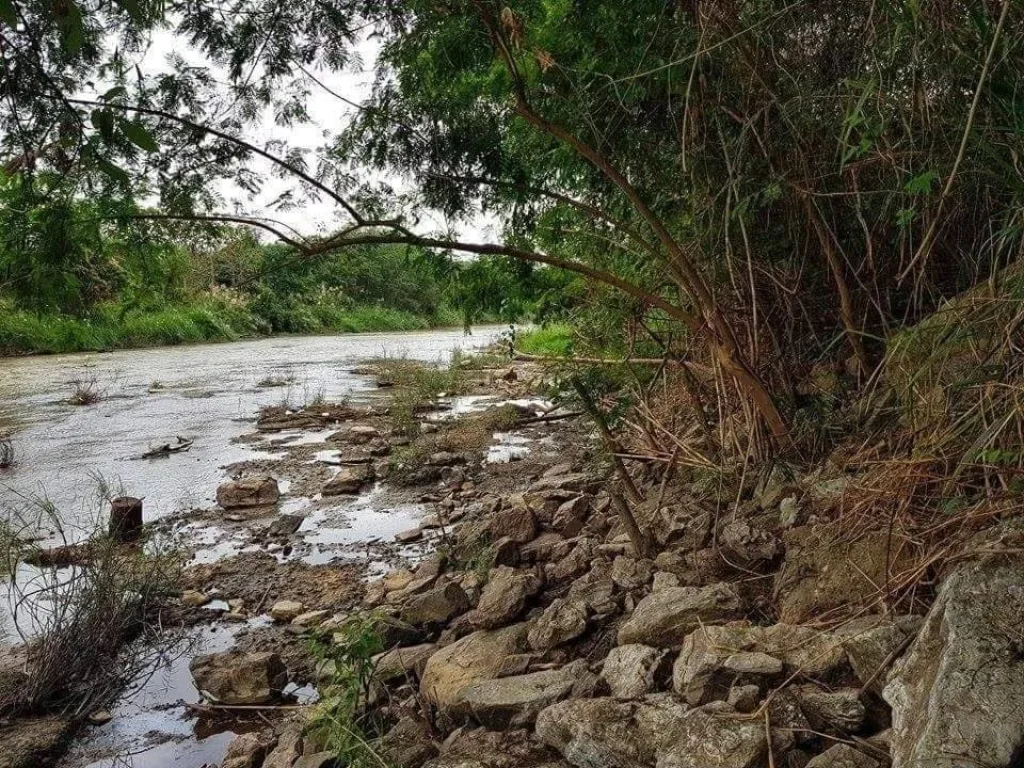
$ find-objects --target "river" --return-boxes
[0,326,503,534]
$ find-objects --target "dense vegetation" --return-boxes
[2,0,1024,482]
[0,178,573,353]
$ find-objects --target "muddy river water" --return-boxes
[0,326,505,768]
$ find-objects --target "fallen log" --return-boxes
[141,436,194,459]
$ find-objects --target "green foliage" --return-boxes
[306,614,386,767]
[516,323,573,357]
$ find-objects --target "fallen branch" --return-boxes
[141,436,194,459]
[514,350,713,377]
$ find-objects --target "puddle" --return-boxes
[486,432,533,464]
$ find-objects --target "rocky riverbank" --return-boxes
[5,352,1024,768]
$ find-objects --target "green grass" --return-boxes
[0,298,463,356]
[516,323,573,357]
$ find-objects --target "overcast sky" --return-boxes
[131,26,496,243]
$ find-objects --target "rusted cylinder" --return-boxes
[109,496,143,541]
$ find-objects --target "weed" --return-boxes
[307,614,387,767]
[257,373,297,388]
[67,376,105,406]
[515,323,573,357]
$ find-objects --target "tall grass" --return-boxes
[0,297,463,356]
[515,323,573,357]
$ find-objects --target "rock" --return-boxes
[181,589,209,607]
[779,496,801,528]
[543,462,574,477]
[601,644,669,699]
[216,475,279,509]
[472,566,541,629]
[323,464,375,495]
[611,556,654,591]
[728,684,761,713]
[528,472,603,494]
[383,569,417,593]
[457,661,590,728]
[553,496,591,533]
[527,597,589,651]
[536,696,766,768]
[719,521,781,564]
[0,717,71,768]
[190,651,287,705]
[673,645,783,705]
[269,600,304,622]
[395,527,424,543]
[401,582,470,627]
[294,753,338,768]
[546,538,596,584]
[492,536,521,567]
[883,558,1024,768]
[372,643,437,682]
[617,583,744,647]
[420,623,528,714]
[489,505,537,544]
[428,726,558,768]
[220,732,270,768]
[429,451,466,466]
[292,610,329,627]
[345,424,380,443]
[652,571,681,591]
[794,685,865,732]
[86,710,112,726]
[673,623,845,705]
[805,744,880,768]
[262,726,302,768]
[648,502,714,550]
[775,528,913,624]
[835,614,922,694]
[376,717,437,768]
[266,514,304,538]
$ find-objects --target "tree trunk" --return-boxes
[109,497,143,542]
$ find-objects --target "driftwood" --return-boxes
[24,543,92,568]
[141,436,194,459]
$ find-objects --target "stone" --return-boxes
[611,556,654,590]
[292,609,329,627]
[457,661,589,728]
[489,505,537,544]
[372,643,437,682]
[546,538,596,584]
[86,710,112,726]
[527,597,589,651]
[323,463,374,495]
[835,614,922,694]
[779,496,801,528]
[543,462,574,477]
[728,684,761,713]
[428,726,558,768]
[617,583,745,647]
[220,732,270,768]
[553,496,591,533]
[673,623,845,706]
[216,475,279,509]
[181,590,209,607]
[395,527,424,543]
[269,599,304,622]
[401,582,470,627]
[774,527,913,624]
[428,451,466,466]
[472,566,541,629]
[294,753,338,768]
[805,744,880,768]
[528,472,603,494]
[376,717,437,768]
[262,726,302,768]
[345,424,380,442]
[383,568,416,593]
[420,623,529,714]
[719,521,781,564]
[652,571,681,591]
[601,644,668,699]
[491,536,521,567]
[536,696,766,768]
[190,651,286,705]
[0,717,72,768]
[266,514,303,538]
[883,558,1024,768]
[793,685,865,732]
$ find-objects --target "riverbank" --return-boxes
[0,297,467,356]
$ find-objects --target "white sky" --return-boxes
[128,26,496,243]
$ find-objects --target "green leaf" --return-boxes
[90,109,115,142]
[61,1,84,55]
[121,120,158,152]
[101,86,127,101]
[0,0,17,27]
[96,157,130,186]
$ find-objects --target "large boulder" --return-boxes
[401,582,470,627]
[617,583,744,647]
[883,558,1024,768]
[673,623,846,705]
[805,744,880,768]
[834,614,922,694]
[376,717,438,768]
[372,643,437,683]
[190,651,287,705]
[528,597,589,651]
[457,661,592,728]
[323,464,375,495]
[220,733,272,768]
[216,475,280,509]
[793,685,865,733]
[420,623,528,715]
[489,505,537,544]
[471,566,542,629]
[536,696,766,768]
